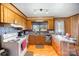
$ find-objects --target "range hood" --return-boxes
[10,24,23,30]
[10,24,23,28]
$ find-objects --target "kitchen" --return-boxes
[0,3,79,56]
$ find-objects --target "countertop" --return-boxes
[3,35,29,43]
[52,34,76,44]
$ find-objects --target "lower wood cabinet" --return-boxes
[28,35,45,45]
[52,36,77,56]
[60,41,70,56]
[52,37,61,55]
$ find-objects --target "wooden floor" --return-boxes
[27,45,58,56]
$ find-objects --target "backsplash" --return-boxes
[0,27,18,35]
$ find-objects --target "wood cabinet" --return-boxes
[75,15,79,46]
[28,35,45,45]
[23,19,27,29]
[14,13,19,24]
[14,13,27,29]
[52,37,61,55]
[14,14,22,25]
[3,6,14,23]
[60,41,70,56]
[0,3,27,29]
[48,18,54,30]
[64,17,72,34]
[26,20,32,30]
[21,18,27,29]
[0,4,4,22]
[36,35,45,45]
[52,36,74,56]
[0,4,21,24]
[65,15,79,38]
[71,15,78,38]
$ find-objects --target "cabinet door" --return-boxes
[20,17,24,26]
[71,16,78,38]
[4,6,14,23]
[7,8,14,23]
[23,19,27,29]
[3,6,8,23]
[17,16,21,25]
[28,35,36,44]
[26,20,32,30]
[48,19,54,30]
[14,13,27,29]
[14,13,20,25]
[0,5,4,22]
[52,37,61,55]
[22,19,27,29]
[60,41,70,56]
[36,35,45,45]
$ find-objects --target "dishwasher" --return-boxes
[45,35,52,44]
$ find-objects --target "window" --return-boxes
[55,20,64,34]
[32,22,47,32]
[40,23,47,31]
[33,24,39,31]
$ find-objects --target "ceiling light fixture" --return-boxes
[33,8,48,14]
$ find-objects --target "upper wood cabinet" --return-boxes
[22,19,27,29]
[3,6,15,23]
[48,18,54,30]
[0,4,4,22]
[14,13,19,24]
[14,13,27,29]
[14,13,22,25]
[0,3,27,29]
[26,20,32,30]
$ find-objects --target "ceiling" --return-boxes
[13,3,79,17]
